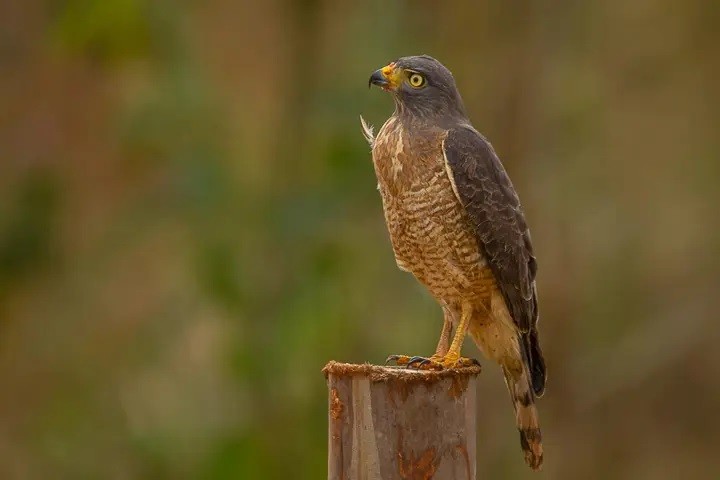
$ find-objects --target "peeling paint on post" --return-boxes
[323,362,481,480]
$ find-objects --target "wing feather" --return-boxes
[442,126,537,332]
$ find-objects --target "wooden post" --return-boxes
[323,361,481,480]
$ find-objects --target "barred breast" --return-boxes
[372,118,496,304]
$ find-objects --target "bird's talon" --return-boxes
[440,356,481,369]
[406,356,428,368]
[387,355,445,370]
[386,354,411,366]
[386,354,479,370]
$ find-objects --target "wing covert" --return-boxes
[442,126,538,332]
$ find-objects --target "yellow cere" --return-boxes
[381,62,404,88]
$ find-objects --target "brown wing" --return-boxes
[443,126,545,395]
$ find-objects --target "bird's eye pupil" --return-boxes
[409,74,424,87]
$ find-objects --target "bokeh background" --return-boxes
[1,1,719,478]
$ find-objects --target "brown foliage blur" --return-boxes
[1,1,719,478]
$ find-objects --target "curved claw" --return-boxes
[406,356,430,368]
[386,354,437,369]
[386,354,479,370]
[386,354,412,366]
[385,355,400,365]
[405,356,444,370]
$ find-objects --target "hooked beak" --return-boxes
[369,69,388,88]
[368,62,401,91]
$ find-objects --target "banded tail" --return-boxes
[503,358,544,471]
[469,292,547,471]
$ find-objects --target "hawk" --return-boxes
[362,55,546,470]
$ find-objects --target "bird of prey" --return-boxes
[362,55,546,471]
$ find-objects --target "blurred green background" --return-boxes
[1,1,719,478]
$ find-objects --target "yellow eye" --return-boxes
[408,73,425,88]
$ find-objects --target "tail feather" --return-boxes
[503,365,544,471]
[467,293,545,471]
[522,328,546,397]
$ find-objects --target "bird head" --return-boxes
[369,55,466,120]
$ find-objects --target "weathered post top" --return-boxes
[323,361,481,480]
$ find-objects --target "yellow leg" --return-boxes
[387,309,452,366]
[433,307,454,357]
[440,302,472,368]
[386,302,479,370]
